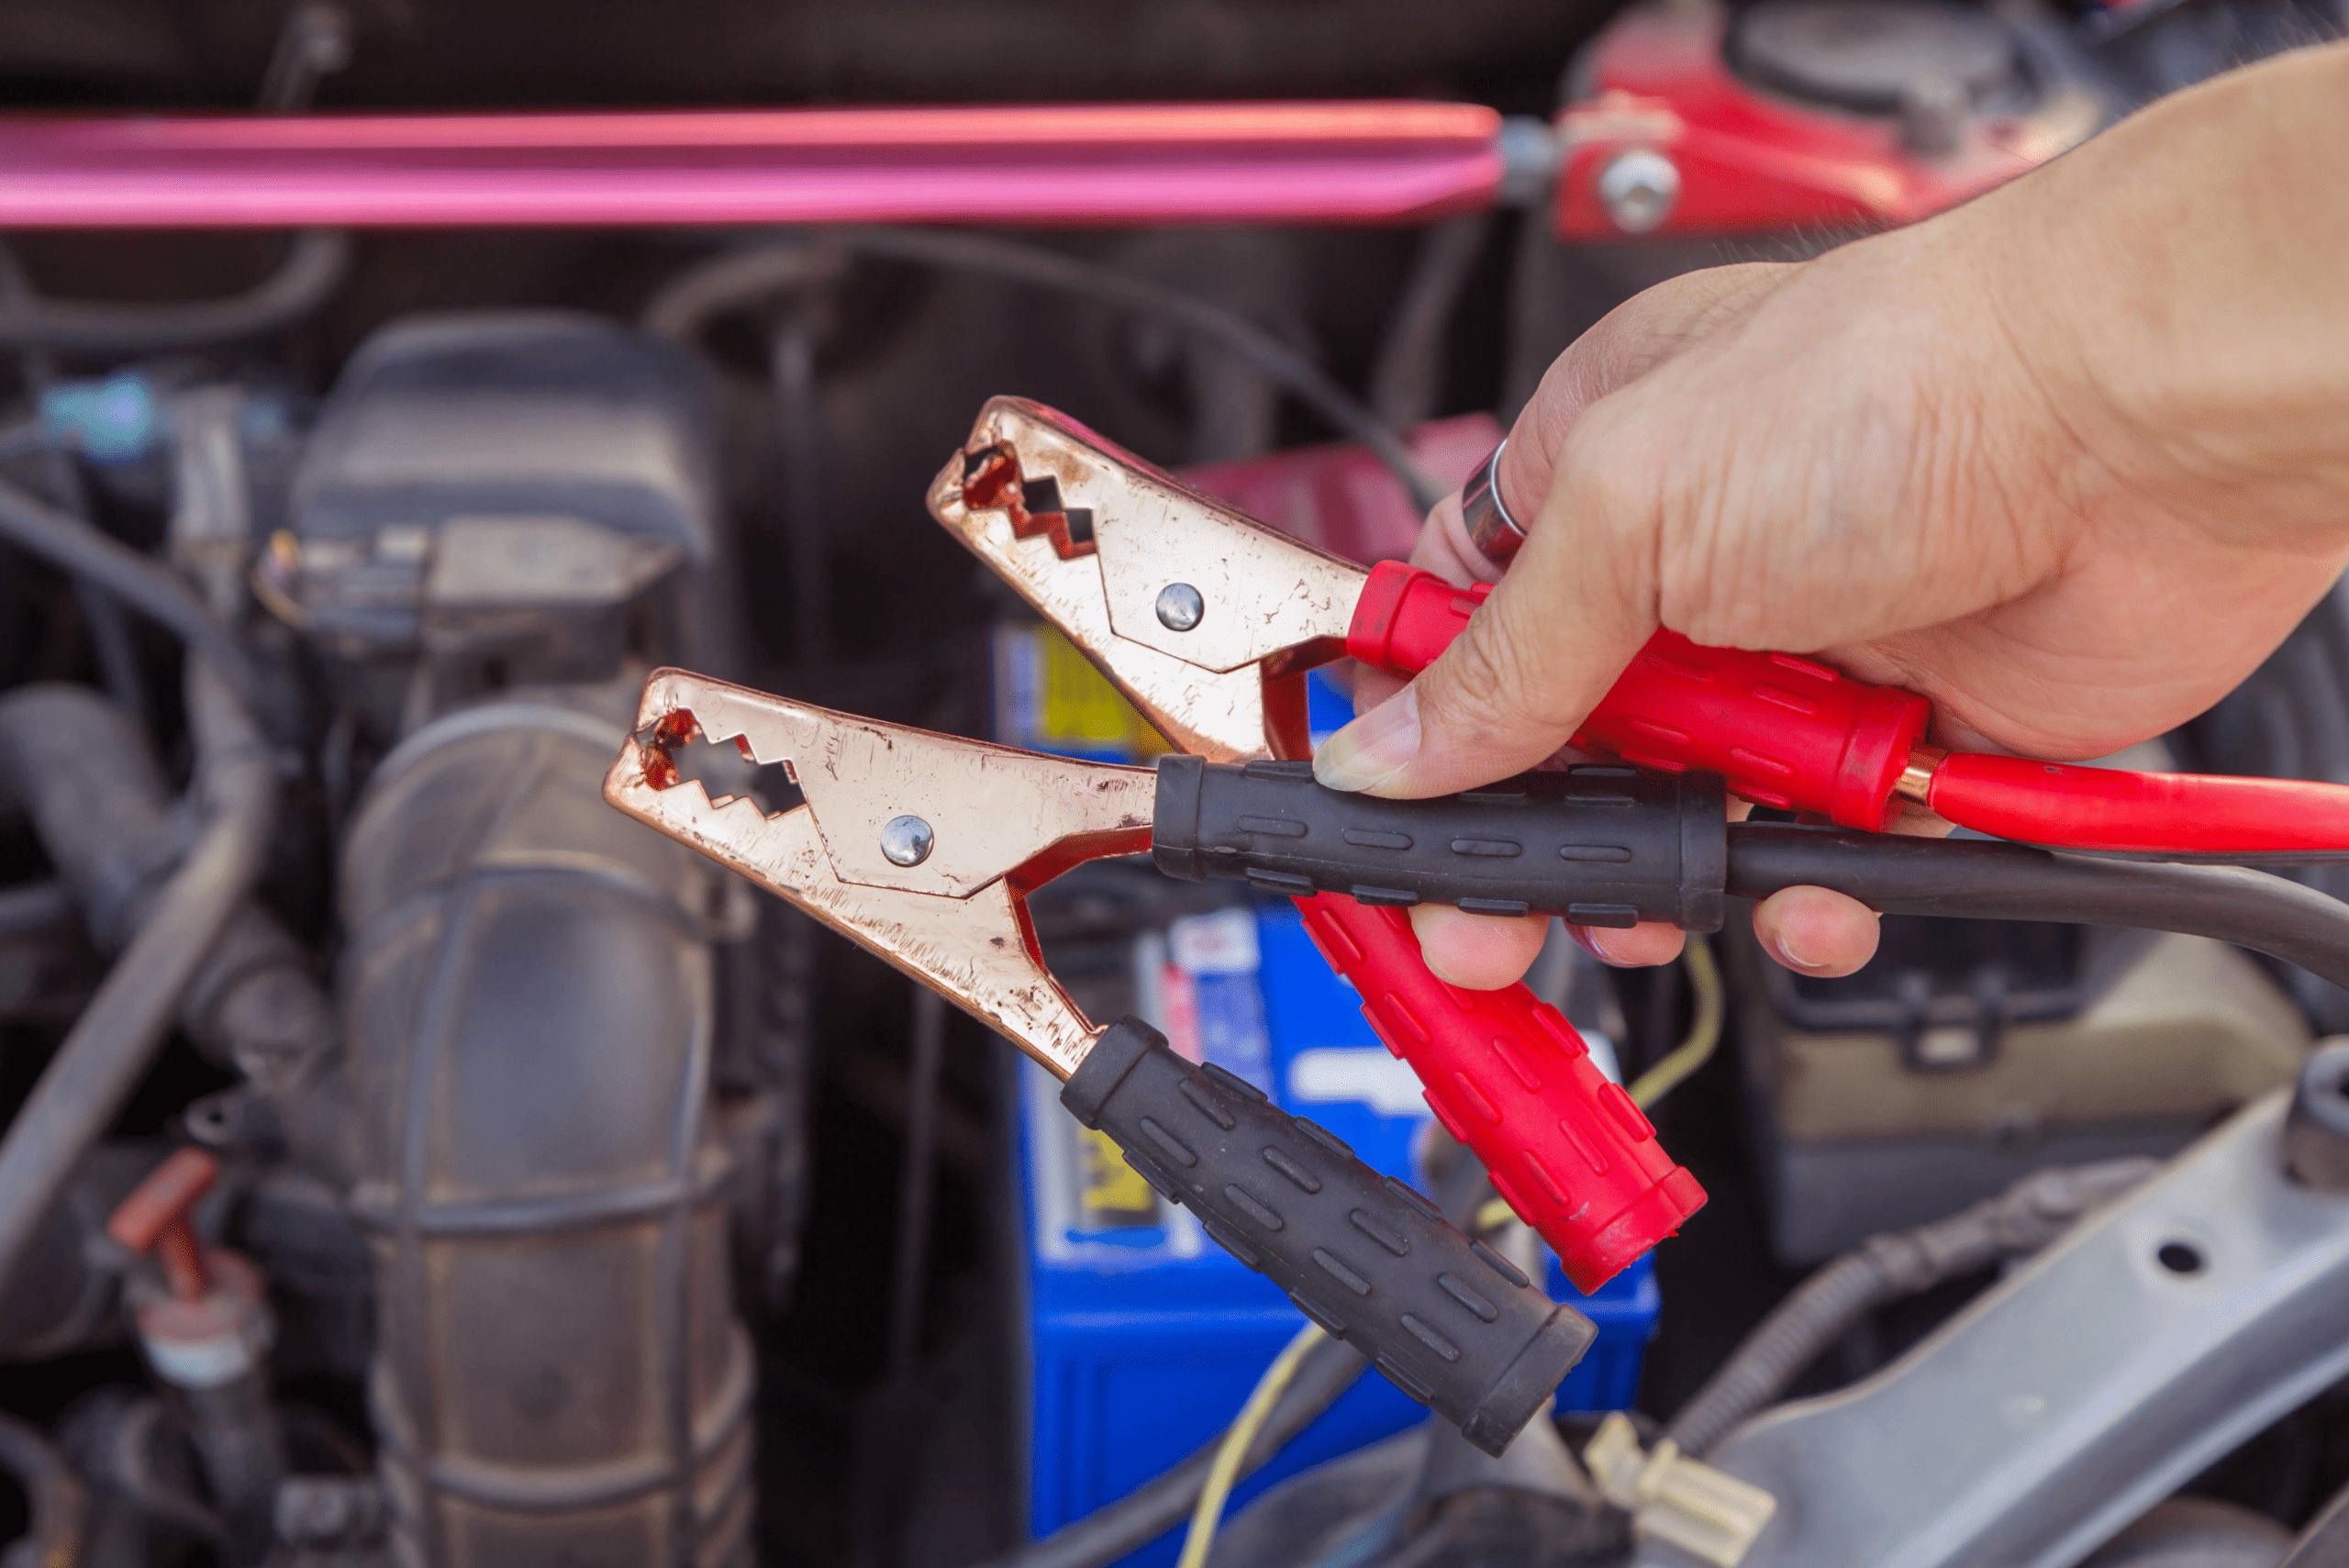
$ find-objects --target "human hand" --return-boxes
[1322,41,2349,991]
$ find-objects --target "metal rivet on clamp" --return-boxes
[1155,583,1206,632]
[880,815,935,867]
[1461,438,1528,567]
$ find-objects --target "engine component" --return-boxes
[1584,1411,1776,1568]
[2280,1042,2349,1192]
[1665,1158,2154,1458]
[0,682,349,1173]
[0,661,277,1307]
[1553,0,2107,240]
[0,103,1523,231]
[1732,924,2307,1261]
[0,1411,87,1568]
[0,1143,152,1362]
[108,1146,286,1566]
[2077,1499,2292,1568]
[280,312,723,710]
[1695,1090,2349,1568]
[340,701,755,1567]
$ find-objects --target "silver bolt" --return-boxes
[1155,583,1206,632]
[880,815,934,867]
[1597,149,1681,235]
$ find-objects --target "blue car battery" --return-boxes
[996,628,1659,1565]
[1015,899,1662,1567]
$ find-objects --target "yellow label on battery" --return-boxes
[1041,631,1136,745]
[1041,630,1167,753]
[1076,1124,1159,1225]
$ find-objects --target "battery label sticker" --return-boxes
[991,622,1166,761]
[1169,907,1259,974]
[1075,1125,1161,1229]
[1287,1047,1431,1118]
[1165,909,1274,1094]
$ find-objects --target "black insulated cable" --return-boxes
[1723,826,2349,995]
[640,231,1448,513]
[0,471,262,701]
[0,230,352,354]
[1151,761,2349,993]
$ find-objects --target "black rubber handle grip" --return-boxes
[1062,1017,1597,1456]
[1152,756,1729,932]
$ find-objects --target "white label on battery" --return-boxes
[1168,908,1259,975]
[1288,1048,1430,1118]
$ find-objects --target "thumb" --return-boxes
[1312,462,1656,798]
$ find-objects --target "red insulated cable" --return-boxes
[1345,562,1929,830]
[1292,893,1705,1293]
[1927,752,2349,852]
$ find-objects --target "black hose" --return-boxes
[0,471,261,701]
[0,880,74,940]
[1368,215,1489,430]
[1726,826,2349,993]
[1665,1159,2152,1458]
[0,230,351,354]
[2284,1476,2349,1566]
[0,239,150,728]
[0,1411,87,1568]
[0,662,275,1303]
[975,1331,1371,1568]
[641,232,1447,513]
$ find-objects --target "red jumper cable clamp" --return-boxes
[928,396,1708,1292]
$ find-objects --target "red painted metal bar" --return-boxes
[0,101,1505,228]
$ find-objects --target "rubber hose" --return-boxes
[0,683,348,1175]
[0,473,261,701]
[1664,1251,1902,1460]
[0,662,274,1303]
[0,1411,87,1568]
[0,881,72,940]
[641,231,1446,513]
[2283,1477,2349,1566]
[1726,827,2349,994]
[0,230,351,353]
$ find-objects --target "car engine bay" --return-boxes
[4,2,2349,1565]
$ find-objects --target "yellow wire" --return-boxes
[1183,940,1730,1559]
[1473,936,1724,1237]
[1624,934,1722,1113]
[1174,1321,1325,1568]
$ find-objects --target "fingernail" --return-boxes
[1313,687,1420,794]
[1772,931,1817,971]
[1569,925,1620,966]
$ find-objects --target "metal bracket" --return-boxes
[1659,1092,2349,1568]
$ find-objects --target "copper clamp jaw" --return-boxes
[928,395,1371,764]
[604,667,1154,1079]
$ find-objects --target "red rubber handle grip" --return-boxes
[1345,561,1932,830]
[1293,891,1706,1293]
[1930,752,2349,852]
